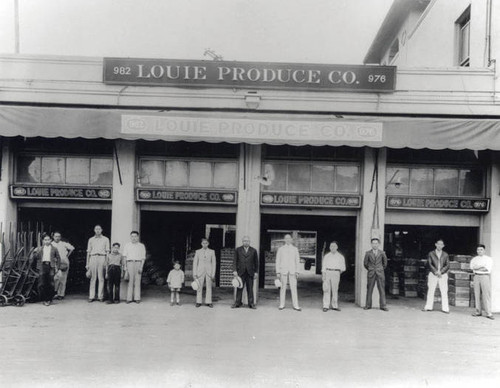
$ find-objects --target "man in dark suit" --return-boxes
[363,237,388,311]
[32,233,61,306]
[232,235,259,309]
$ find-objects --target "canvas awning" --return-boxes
[1,104,500,150]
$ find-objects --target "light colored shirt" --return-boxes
[470,255,493,274]
[52,241,74,262]
[107,252,124,267]
[42,245,52,262]
[123,242,146,262]
[167,269,185,288]
[322,252,346,273]
[87,235,110,255]
[276,244,300,274]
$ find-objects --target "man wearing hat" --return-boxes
[193,238,217,308]
[276,234,301,311]
[232,235,259,309]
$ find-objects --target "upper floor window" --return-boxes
[139,158,238,189]
[386,165,485,197]
[16,155,113,186]
[262,161,360,194]
[457,7,471,67]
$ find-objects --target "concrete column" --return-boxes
[355,147,387,307]
[480,153,500,312]
[0,138,18,259]
[235,144,262,304]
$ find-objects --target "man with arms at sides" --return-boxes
[86,225,110,303]
[422,238,450,313]
[33,233,61,306]
[232,235,259,309]
[321,241,346,312]
[363,237,388,311]
[276,234,301,311]
[470,244,494,320]
[52,231,75,301]
[193,238,217,308]
[123,231,147,304]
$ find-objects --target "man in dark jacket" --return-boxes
[232,235,259,309]
[422,239,450,313]
[32,233,61,306]
[363,237,388,311]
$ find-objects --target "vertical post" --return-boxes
[110,140,139,300]
[0,138,18,259]
[355,147,387,307]
[236,144,262,304]
[480,154,500,312]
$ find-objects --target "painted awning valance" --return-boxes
[1,105,500,150]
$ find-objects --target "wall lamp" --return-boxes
[245,91,261,109]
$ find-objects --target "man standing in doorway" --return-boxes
[52,231,75,300]
[470,244,494,320]
[193,238,217,308]
[123,231,146,304]
[276,234,301,311]
[422,238,450,313]
[321,241,346,312]
[33,233,61,306]
[363,237,388,311]
[232,235,259,309]
[86,225,110,303]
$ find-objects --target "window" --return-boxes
[457,7,471,67]
[139,159,238,189]
[386,166,485,197]
[16,155,113,186]
[263,162,360,194]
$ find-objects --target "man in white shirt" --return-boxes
[470,244,494,320]
[123,231,147,304]
[321,241,346,312]
[276,234,301,311]
[86,225,110,302]
[52,231,75,300]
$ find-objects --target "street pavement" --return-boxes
[0,285,498,388]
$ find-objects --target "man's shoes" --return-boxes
[332,308,341,312]
[43,301,51,306]
[363,306,371,310]
[176,302,181,306]
[195,303,201,308]
[442,310,450,314]
[231,304,241,309]
[472,312,482,317]
[207,304,213,308]
[487,315,495,320]
[278,306,285,310]
[421,309,432,312]
[88,299,94,303]
[380,307,389,312]
[115,301,120,304]
[248,304,257,309]
[293,307,302,312]
[98,299,104,302]
[134,300,141,304]
[322,308,328,312]
[126,301,132,304]
[106,300,113,305]
[170,302,175,306]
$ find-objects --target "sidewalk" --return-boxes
[0,285,498,388]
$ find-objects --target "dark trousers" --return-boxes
[366,272,386,308]
[107,265,121,302]
[235,272,254,306]
[39,262,55,302]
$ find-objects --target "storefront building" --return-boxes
[1,1,499,308]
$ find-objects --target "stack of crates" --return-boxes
[219,248,235,288]
[388,272,399,296]
[417,259,427,299]
[401,258,419,297]
[184,251,195,288]
[264,251,277,288]
[448,255,473,307]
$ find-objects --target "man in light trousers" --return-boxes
[86,225,110,302]
[470,244,494,320]
[123,231,146,304]
[52,231,75,300]
[422,238,450,313]
[193,238,217,308]
[276,234,301,311]
[322,241,346,312]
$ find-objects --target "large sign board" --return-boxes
[386,196,490,212]
[137,189,237,205]
[261,192,361,208]
[104,58,396,92]
[10,185,112,201]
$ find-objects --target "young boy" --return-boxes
[105,243,124,304]
[167,261,185,306]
